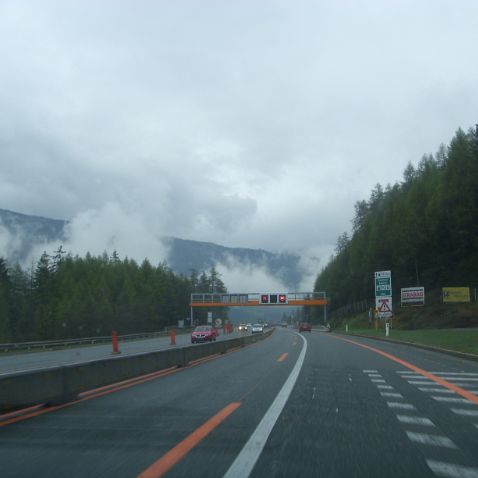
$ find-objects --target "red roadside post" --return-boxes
[111,330,120,354]
[169,328,176,345]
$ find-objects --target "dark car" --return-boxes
[299,322,312,332]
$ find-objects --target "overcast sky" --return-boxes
[1,0,477,272]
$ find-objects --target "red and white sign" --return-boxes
[376,297,393,318]
[401,287,425,306]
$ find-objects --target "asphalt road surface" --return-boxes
[0,330,242,375]
[1,328,478,478]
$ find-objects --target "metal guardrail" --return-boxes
[0,329,186,353]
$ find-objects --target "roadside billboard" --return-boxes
[442,287,470,303]
[401,287,425,306]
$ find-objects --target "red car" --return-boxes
[299,322,312,332]
[191,325,218,343]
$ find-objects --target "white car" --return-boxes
[251,323,263,334]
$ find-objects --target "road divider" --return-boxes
[0,329,274,413]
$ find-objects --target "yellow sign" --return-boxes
[442,287,470,303]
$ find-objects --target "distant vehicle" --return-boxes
[281,322,288,328]
[246,323,252,330]
[191,325,217,343]
[251,323,263,334]
[299,322,312,332]
[238,324,248,332]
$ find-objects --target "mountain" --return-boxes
[0,208,304,289]
[0,209,67,264]
[163,237,302,289]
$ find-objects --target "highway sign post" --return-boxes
[375,271,393,319]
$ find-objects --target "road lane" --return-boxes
[252,331,478,478]
[0,330,243,375]
[0,328,302,477]
[2,328,478,478]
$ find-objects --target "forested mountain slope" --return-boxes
[315,126,478,311]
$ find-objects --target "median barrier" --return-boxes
[0,329,273,412]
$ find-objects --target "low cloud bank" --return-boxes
[28,202,169,266]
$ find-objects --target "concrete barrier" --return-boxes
[0,329,273,412]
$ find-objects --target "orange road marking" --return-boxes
[331,335,478,405]
[138,402,241,478]
[277,352,288,362]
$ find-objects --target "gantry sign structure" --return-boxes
[190,291,328,323]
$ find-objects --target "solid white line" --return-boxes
[407,380,433,385]
[438,377,478,382]
[418,387,455,394]
[377,385,394,390]
[387,402,416,410]
[406,431,457,449]
[371,379,386,383]
[380,392,403,398]
[451,408,478,417]
[224,333,307,478]
[427,460,478,478]
[363,369,378,373]
[368,374,382,378]
[432,396,470,404]
[396,415,435,426]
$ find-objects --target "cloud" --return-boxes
[215,256,289,294]
[28,202,169,266]
[1,0,478,273]
[0,224,22,261]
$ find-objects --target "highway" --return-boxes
[0,330,241,375]
[1,328,478,477]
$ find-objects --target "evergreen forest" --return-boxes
[0,249,226,342]
[315,126,478,312]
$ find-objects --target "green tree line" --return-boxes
[0,249,226,342]
[315,125,478,311]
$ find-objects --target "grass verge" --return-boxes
[338,327,478,355]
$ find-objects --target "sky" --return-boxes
[1,0,477,288]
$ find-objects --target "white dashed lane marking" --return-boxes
[406,432,457,449]
[379,372,478,476]
[387,402,416,410]
[380,392,403,398]
[419,388,455,394]
[396,415,435,427]
[364,371,478,476]
[451,408,478,418]
[426,460,478,478]
[432,396,470,404]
